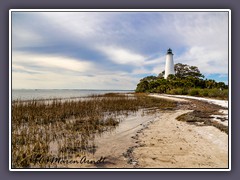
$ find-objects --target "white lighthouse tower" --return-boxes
[164,48,175,79]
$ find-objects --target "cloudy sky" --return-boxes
[12,11,229,90]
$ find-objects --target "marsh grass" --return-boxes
[12,93,176,168]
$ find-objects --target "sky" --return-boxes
[11,11,229,90]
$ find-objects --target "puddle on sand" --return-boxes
[72,109,162,168]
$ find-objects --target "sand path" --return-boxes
[132,95,228,169]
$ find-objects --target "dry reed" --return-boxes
[12,93,176,168]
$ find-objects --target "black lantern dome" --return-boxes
[167,48,173,55]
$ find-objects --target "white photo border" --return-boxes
[9,9,231,171]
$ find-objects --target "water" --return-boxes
[12,89,134,101]
[77,110,161,168]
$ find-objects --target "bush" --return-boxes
[199,89,209,97]
[188,89,199,96]
[207,88,219,97]
[197,88,228,99]
[167,89,179,95]
[160,87,228,99]
[181,88,189,95]
[222,89,228,98]
[207,88,228,99]
[202,90,209,96]
[168,88,188,95]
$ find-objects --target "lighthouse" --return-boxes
[164,48,175,79]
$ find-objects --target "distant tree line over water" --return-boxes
[135,63,228,99]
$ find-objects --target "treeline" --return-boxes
[135,63,228,99]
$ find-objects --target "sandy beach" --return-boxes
[66,94,228,168]
[12,93,228,169]
[131,95,228,168]
[132,110,228,168]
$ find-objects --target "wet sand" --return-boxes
[68,109,162,168]
[68,94,228,168]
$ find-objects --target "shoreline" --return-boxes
[129,94,228,168]
[11,93,229,168]
[68,94,228,168]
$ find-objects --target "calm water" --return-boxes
[12,89,134,101]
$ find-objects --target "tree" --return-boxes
[135,80,149,93]
[149,81,161,90]
[158,71,165,78]
[167,74,176,80]
[135,63,228,97]
[216,82,228,90]
[140,76,158,82]
[174,63,204,79]
[205,79,216,89]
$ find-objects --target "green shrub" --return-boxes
[207,88,218,97]
[188,89,199,96]
[181,88,189,95]
[202,90,209,96]
[167,88,188,95]
[195,88,228,99]
[222,89,228,98]
[167,89,179,95]
[199,89,209,97]
[207,88,228,99]
[166,88,228,99]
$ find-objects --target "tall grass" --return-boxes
[12,93,176,168]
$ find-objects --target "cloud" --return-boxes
[12,65,139,90]
[11,11,229,89]
[12,51,140,89]
[38,12,109,40]
[171,12,228,75]
[97,46,146,65]
[175,46,228,74]
[12,51,93,74]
